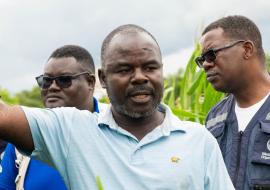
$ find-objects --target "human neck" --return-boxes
[234,71,270,108]
[112,109,165,141]
[78,100,94,112]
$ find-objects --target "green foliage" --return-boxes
[163,44,224,124]
[98,95,110,104]
[96,176,104,190]
[0,88,19,105]
[0,86,43,107]
[266,53,270,72]
[15,86,43,108]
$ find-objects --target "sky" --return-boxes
[1,0,270,94]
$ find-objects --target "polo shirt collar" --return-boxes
[93,97,99,113]
[98,103,187,135]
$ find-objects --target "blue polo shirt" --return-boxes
[0,144,67,190]
[23,104,234,190]
[0,98,100,190]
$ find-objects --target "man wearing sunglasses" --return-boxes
[0,45,102,190]
[0,25,234,189]
[196,15,270,190]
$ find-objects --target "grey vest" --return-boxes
[206,94,270,190]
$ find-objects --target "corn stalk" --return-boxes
[163,44,224,124]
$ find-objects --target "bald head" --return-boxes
[101,24,161,67]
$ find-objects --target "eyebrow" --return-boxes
[202,41,217,53]
[144,60,161,65]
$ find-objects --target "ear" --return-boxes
[98,69,107,89]
[242,40,254,60]
[86,74,96,90]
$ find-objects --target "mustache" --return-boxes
[126,85,154,96]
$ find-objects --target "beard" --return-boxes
[106,83,164,119]
[111,100,159,119]
[108,92,163,119]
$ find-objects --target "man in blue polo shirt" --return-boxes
[0,45,100,190]
[0,25,234,189]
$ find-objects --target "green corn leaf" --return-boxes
[96,176,104,190]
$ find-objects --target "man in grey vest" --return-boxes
[195,15,270,190]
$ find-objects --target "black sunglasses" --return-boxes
[36,71,91,89]
[195,40,245,68]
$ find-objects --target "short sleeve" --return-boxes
[21,107,76,172]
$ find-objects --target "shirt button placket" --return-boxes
[130,147,144,165]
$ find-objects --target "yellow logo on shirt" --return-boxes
[171,156,180,163]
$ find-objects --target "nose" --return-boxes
[131,68,148,84]
[202,60,215,71]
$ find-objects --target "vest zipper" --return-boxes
[233,130,243,186]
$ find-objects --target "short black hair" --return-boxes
[101,24,161,66]
[203,15,265,60]
[49,45,95,74]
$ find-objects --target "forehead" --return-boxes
[104,32,161,65]
[200,28,228,50]
[44,57,83,74]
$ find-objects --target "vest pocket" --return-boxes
[249,122,270,188]
[251,122,270,166]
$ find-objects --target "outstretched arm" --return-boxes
[0,103,34,153]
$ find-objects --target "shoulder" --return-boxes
[167,111,218,153]
[208,95,233,116]
[180,120,214,141]
[162,103,208,135]
[205,95,234,128]
[21,106,97,124]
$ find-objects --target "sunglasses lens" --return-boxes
[36,76,53,89]
[42,76,54,89]
[36,76,43,87]
[55,76,73,88]
[204,50,216,63]
[195,57,204,68]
